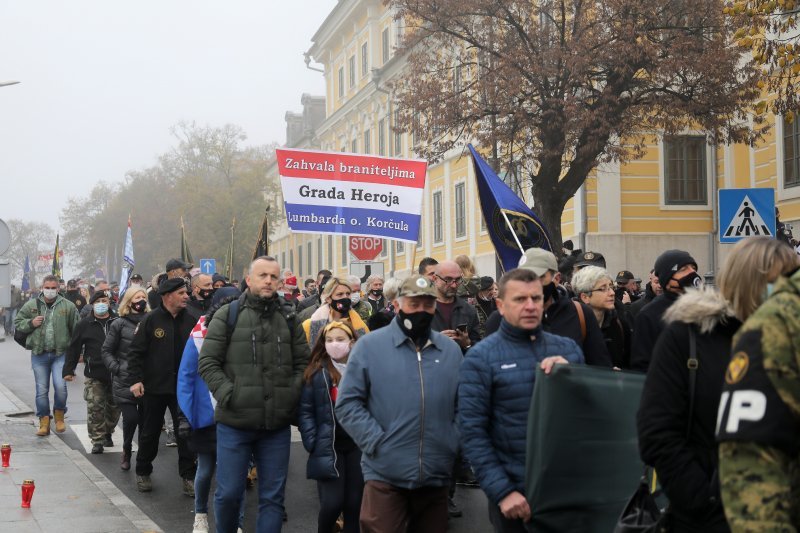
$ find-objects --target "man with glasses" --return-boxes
[431,260,480,351]
[14,275,79,436]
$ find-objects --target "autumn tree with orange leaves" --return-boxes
[390,0,766,250]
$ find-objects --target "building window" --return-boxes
[396,240,405,254]
[351,138,357,153]
[394,110,402,155]
[382,27,390,64]
[417,222,423,249]
[317,238,323,272]
[307,242,312,275]
[341,237,347,267]
[378,119,386,156]
[349,55,356,88]
[298,246,303,277]
[364,129,371,154]
[380,239,388,258]
[281,251,286,270]
[361,42,368,77]
[784,117,800,188]
[433,191,443,243]
[338,67,344,99]
[480,209,487,232]
[455,182,466,237]
[327,235,333,268]
[289,250,294,272]
[664,136,707,205]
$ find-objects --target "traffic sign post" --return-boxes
[349,237,383,261]
[199,259,217,275]
[719,188,776,244]
[350,261,385,284]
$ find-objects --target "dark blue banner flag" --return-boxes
[469,144,552,271]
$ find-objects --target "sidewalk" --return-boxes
[0,381,161,533]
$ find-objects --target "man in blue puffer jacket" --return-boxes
[459,266,584,533]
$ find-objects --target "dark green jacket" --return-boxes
[14,294,78,355]
[198,292,310,430]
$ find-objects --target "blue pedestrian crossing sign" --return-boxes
[199,259,217,274]
[719,188,776,244]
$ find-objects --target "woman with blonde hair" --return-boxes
[637,237,798,532]
[101,286,150,471]
[455,254,480,298]
[302,277,369,345]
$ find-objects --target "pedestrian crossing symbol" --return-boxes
[719,188,776,244]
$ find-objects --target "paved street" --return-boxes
[0,337,491,532]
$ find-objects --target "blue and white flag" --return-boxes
[21,255,30,292]
[118,217,134,295]
[469,144,553,271]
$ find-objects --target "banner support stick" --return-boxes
[500,210,526,254]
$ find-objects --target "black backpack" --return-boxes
[225,294,296,342]
[14,300,43,348]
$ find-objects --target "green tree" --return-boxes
[391,0,765,250]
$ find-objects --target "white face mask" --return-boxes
[42,289,58,300]
[351,293,361,305]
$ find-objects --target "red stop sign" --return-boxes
[349,236,383,261]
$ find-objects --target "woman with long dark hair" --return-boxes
[298,321,363,533]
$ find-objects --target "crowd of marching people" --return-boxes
[4,237,800,532]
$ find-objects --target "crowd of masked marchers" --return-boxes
[2,237,798,533]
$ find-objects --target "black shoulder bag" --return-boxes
[614,326,697,533]
[14,300,44,348]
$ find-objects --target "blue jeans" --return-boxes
[31,352,68,418]
[214,423,290,533]
[195,450,246,526]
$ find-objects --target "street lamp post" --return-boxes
[0,81,20,87]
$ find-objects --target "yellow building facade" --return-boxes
[268,0,800,284]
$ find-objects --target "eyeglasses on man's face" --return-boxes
[587,284,614,294]
[435,274,463,286]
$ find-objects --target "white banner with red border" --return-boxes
[276,149,427,242]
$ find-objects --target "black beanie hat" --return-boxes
[654,250,698,289]
[90,289,111,304]
[158,277,187,295]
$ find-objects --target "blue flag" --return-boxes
[469,144,552,271]
[21,255,30,292]
[119,217,135,296]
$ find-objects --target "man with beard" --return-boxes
[336,275,462,533]
[472,276,498,340]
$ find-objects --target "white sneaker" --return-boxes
[192,513,209,533]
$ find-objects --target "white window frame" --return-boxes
[454,180,467,240]
[433,189,444,244]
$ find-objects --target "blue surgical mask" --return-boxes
[94,303,109,315]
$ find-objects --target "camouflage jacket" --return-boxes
[717,268,800,532]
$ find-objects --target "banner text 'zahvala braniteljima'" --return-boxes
[277,149,427,242]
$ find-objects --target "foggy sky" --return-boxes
[0,1,332,234]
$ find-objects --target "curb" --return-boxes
[0,380,162,533]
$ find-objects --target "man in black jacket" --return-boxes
[188,273,214,314]
[485,249,612,367]
[431,260,480,351]
[128,277,200,494]
[64,290,120,453]
[296,269,333,314]
[64,279,87,312]
[630,250,701,373]
[629,269,662,320]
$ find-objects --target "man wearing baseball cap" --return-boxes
[485,248,612,367]
[336,274,462,532]
[630,249,700,372]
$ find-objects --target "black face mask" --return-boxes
[397,310,434,344]
[677,271,703,290]
[199,288,215,300]
[370,289,383,298]
[131,300,147,314]
[331,297,352,314]
[543,282,557,301]
[308,287,318,296]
